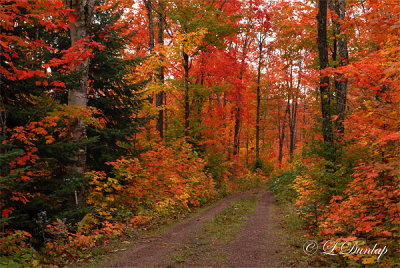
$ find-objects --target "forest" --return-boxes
[0,0,399,266]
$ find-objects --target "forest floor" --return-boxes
[84,188,307,268]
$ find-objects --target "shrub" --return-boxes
[267,169,300,203]
[87,139,216,222]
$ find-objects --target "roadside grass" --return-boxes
[166,196,259,266]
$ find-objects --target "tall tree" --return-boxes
[156,1,165,138]
[255,36,264,162]
[233,33,251,156]
[143,0,155,52]
[253,7,270,165]
[87,5,147,172]
[316,0,333,146]
[278,97,289,168]
[63,0,96,205]
[331,0,349,134]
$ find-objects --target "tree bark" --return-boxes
[63,0,96,206]
[233,35,251,156]
[233,106,240,155]
[332,0,349,134]
[143,0,154,52]
[317,0,333,144]
[288,62,301,160]
[156,2,164,138]
[183,51,190,138]
[143,0,154,141]
[288,96,298,160]
[278,99,289,168]
[255,38,264,162]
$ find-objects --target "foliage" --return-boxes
[1,0,399,266]
[87,139,216,222]
[0,230,39,267]
[40,219,127,266]
[267,169,300,204]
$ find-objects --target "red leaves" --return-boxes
[51,81,66,88]
[0,0,72,81]
[1,208,14,218]
[44,36,105,72]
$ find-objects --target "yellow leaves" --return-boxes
[172,28,208,58]
[135,28,208,82]
[361,255,378,264]
[31,259,40,267]
[77,213,98,233]
[293,174,317,208]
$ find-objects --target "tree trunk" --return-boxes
[288,63,301,160]
[144,0,154,140]
[278,100,289,168]
[246,134,249,166]
[255,39,263,162]
[233,106,240,155]
[332,0,349,134]
[289,101,297,159]
[164,91,168,134]
[183,51,190,137]
[317,0,333,144]
[63,0,96,206]
[233,35,251,156]
[156,3,164,138]
[143,0,154,52]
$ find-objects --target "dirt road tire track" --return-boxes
[104,189,262,267]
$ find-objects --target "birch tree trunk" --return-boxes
[63,0,96,206]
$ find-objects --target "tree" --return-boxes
[63,0,97,205]
[0,0,89,238]
[330,0,349,134]
[87,3,147,172]
[253,7,270,165]
[155,1,165,138]
[317,0,333,148]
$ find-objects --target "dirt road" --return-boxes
[103,189,294,268]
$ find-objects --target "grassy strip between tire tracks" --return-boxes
[166,196,259,266]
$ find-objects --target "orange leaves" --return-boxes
[45,136,55,144]
[87,139,216,220]
[10,192,29,204]
[20,175,31,181]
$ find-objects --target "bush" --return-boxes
[0,230,39,267]
[267,169,300,203]
[87,139,217,222]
